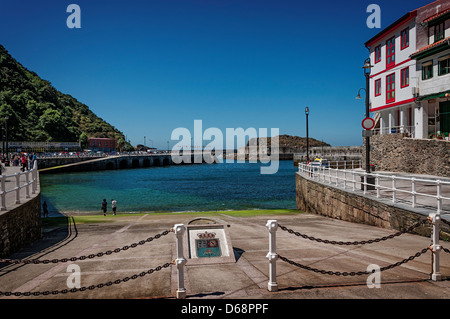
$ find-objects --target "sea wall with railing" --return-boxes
[296,162,450,238]
[0,161,41,257]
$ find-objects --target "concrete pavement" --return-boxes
[0,211,449,300]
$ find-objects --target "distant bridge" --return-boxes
[38,153,217,174]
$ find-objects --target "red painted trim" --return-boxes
[400,27,409,50]
[386,73,396,104]
[374,79,381,96]
[375,45,381,64]
[365,11,417,48]
[370,58,411,78]
[370,98,416,112]
[400,66,409,88]
[386,36,396,69]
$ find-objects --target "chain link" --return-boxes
[0,262,172,297]
[279,247,430,276]
[278,219,429,246]
[0,229,170,265]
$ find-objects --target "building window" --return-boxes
[434,22,445,42]
[401,67,409,88]
[401,28,409,50]
[422,61,433,80]
[375,45,381,63]
[386,73,395,103]
[438,56,450,76]
[375,79,381,96]
[386,37,395,68]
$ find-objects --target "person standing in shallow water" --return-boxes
[101,199,107,216]
[111,199,117,215]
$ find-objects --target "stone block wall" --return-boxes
[0,194,42,258]
[295,173,449,239]
[364,133,450,177]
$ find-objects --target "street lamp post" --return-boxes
[362,58,373,174]
[305,107,310,162]
[356,59,375,190]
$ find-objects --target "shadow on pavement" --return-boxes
[0,197,78,276]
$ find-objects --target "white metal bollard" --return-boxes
[173,224,187,298]
[266,220,278,292]
[429,213,442,281]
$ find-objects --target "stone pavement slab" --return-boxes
[0,212,449,301]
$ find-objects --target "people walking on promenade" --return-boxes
[30,152,36,169]
[111,199,117,215]
[21,154,28,171]
[101,198,107,216]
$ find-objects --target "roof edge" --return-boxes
[365,11,417,48]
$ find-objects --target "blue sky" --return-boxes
[0,0,432,149]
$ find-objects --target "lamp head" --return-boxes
[362,58,373,75]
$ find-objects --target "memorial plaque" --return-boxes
[196,231,221,257]
[183,218,236,265]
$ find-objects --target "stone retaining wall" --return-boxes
[0,194,42,258]
[295,173,449,239]
[365,134,450,177]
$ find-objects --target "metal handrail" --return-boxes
[0,160,39,211]
[298,162,450,214]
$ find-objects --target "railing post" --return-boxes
[392,175,396,203]
[173,224,187,299]
[376,174,380,198]
[429,213,442,281]
[436,180,442,215]
[15,173,20,204]
[363,172,367,194]
[266,220,278,292]
[25,171,30,199]
[0,175,5,211]
[343,169,346,189]
[352,171,355,191]
[32,160,37,194]
[411,177,416,208]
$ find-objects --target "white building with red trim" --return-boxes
[365,10,418,137]
[365,0,450,139]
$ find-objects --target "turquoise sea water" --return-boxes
[40,160,297,215]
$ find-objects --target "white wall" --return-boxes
[369,21,417,111]
[416,49,450,97]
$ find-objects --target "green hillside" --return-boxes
[0,44,129,148]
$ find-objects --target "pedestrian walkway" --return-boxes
[0,212,448,300]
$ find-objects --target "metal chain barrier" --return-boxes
[0,262,172,297]
[278,247,430,276]
[0,229,171,264]
[278,219,429,246]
